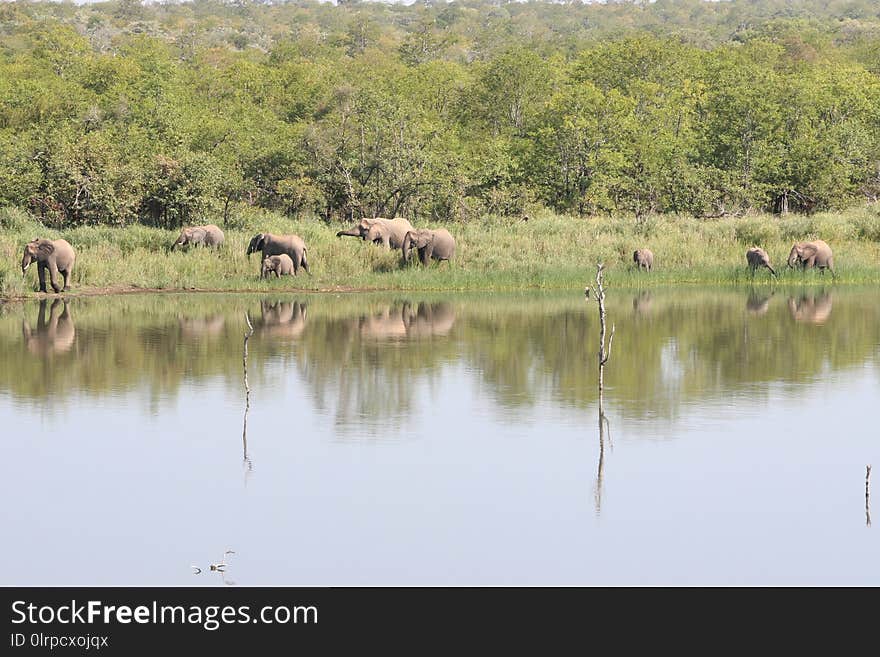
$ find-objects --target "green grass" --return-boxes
[2,204,880,298]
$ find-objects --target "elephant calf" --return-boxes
[21,238,76,293]
[788,240,835,276]
[746,247,776,277]
[401,229,456,266]
[172,224,225,250]
[633,248,654,272]
[261,254,295,278]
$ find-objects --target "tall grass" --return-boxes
[2,205,880,297]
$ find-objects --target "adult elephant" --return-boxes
[633,248,654,272]
[401,229,456,266]
[246,233,310,275]
[336,217,414,249]
[787,240,835,276]
[21,238,76,293]
[746,247,776,277]
[172,224,225,250]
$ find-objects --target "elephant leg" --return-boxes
[37,263,48,293]
[301,254,310,275]
[48,261,61,293]
[61,269,71,291]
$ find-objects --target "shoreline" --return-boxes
[0,275,860,303]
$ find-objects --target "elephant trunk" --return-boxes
[21,250,32,275]
[336,227,362,239]
[401,234,413,263]
[767,264,777,277]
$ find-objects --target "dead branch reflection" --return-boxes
[242,312,254,478]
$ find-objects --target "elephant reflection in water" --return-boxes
[402,302,456,338]
[22,299,75,355]
[632,291,653,317]
[178,315,226,338]
[746,290,772,316]
[359,302,456,340]
[256,300,308,339]
[787,292,833,325]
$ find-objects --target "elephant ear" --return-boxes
[801,243,818,259]
[36,240,55,257]
[247,234,264,255]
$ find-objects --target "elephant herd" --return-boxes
[633,240,836,279]
[19,218,836,293]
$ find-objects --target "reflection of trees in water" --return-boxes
[0,290,877,424]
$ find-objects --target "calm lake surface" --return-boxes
[1,287,878,585]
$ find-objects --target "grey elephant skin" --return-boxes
[21,238,76,293]
[787,240,835,275]
[401,229,456,265]
[172,224,225,249]
[336,217,414,249]
[746,247,776,277]
[247,233,309,275]
[261,254,295,278]
[633,248,654,272]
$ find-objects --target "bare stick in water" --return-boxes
[867,465,872,528]
[587,263,615,514]
[242,312,255,474]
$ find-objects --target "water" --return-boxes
[1,287,878,585]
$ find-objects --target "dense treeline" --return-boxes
[2,0,880,229]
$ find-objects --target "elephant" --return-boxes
[172,224,225,250]
[261,254,295,278]
[746,247,776,277]
[21,238,76,293]
[22,299,75,355]
[247,233,309,275]
[401,229,456,266]
[788,292,833,325]
[336,217,414,250]
[633,248,654,272]
[787,240,835,276]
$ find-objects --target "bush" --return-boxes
[734,217,781,245]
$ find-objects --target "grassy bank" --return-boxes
[2,205,880,298]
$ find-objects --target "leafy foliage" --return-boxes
[2,1,880,227]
